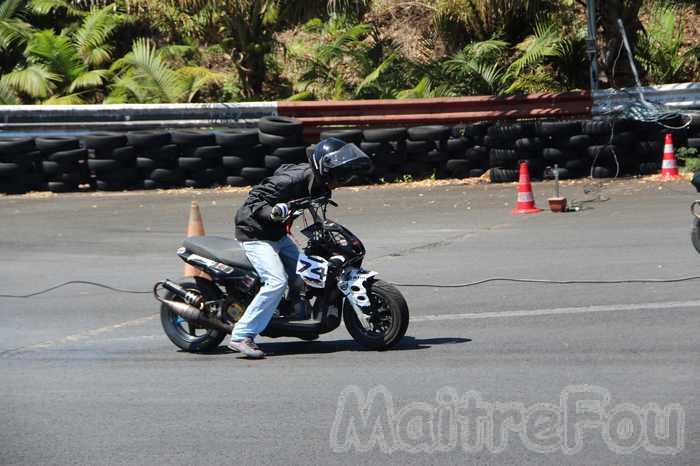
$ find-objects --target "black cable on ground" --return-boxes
[0,281,152,298]
[388,275,700,288]
[3,276,700,298]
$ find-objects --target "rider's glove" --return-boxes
[270,203,290,222]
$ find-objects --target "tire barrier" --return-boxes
[0,137,42,194]
[84,132,139,191]
[257,116,306,179]
[128,130,182,190]
[1,116,699,194]
[36,137,90,192]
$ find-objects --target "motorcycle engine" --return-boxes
[222,298,247,324]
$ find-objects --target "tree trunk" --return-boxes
[227,0,272,99]
[596,0,644,87]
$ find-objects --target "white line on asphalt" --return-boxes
[412,300,700,322]
[0,313,158,357]
[4,300,699,356]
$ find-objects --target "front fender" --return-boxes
[337,268,377,312]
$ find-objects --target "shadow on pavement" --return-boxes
[198,336,471,357]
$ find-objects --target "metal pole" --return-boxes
[616,19,644,90]
[586,0,599,91]
[616,18,650,106]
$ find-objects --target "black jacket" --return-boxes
[235,163,329,242]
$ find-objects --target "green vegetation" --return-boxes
[0,0,698,104]
[678,146,700,173]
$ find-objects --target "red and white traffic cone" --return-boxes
[512,161,542,215]
[656,133,682,181]
[183,201,210,279]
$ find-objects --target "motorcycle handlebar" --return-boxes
[288,195,336,210]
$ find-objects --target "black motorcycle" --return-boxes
[154,195,409,352]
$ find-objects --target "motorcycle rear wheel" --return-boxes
[160,277,227,352]
[343,279,409,350]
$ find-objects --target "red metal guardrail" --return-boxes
[277,91,592,128]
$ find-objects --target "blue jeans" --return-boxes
[231,236,300,341]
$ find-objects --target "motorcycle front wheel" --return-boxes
[160,277,227,352]
[343,279,409,350]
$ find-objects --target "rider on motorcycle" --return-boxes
[229,138,372,358]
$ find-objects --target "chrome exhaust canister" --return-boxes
[162,299,233,333]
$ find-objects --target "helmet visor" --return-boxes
[321,143,370,172]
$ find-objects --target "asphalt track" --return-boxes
[1,178,698,465]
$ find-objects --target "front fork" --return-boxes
[338,268,378,330]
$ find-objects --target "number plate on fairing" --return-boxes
[296,254,329,288]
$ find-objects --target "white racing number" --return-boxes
[296,253,329,288]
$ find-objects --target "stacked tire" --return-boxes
[0,138,42,194]
[535,120,592,179]
[585,119,640,178]
[84,132,139,191]
[127,131,183,190]
[406,125,451,178]
[214,129,262,187]
[361,127,408,181]
[486,121,542,183]
[35,137,89,192]
[462,122,491,178]
[171,130,225,188]
[444,124,487,179]
[257,116,306,183]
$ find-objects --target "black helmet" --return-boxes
[309,137,372,184]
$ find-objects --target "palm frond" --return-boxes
[0,18,32,50]
[397,76,433,99]
[177,66,225,102]
[73,5,123,67]
[120,38,185,102]
[0,0,24,19]
[25,29,84,83]
[4,64,60,98]
[43,92,85,104]
[504,65,561,94]
[286,90,315,101]
[0,0,33,52]
[107,74,149,103]
[28,0,86,16]
[464,38,509,59]
[354,52,396,96]
[475,62,505,93]
[635,2,697,83]
[506,19,561,77]
[0,76,20,104]
[317,22,370,62]
[68,68,110,92]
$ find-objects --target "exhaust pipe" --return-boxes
[155,279,234,333]
[161,298,233,334]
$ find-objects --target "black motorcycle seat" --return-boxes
[183,236,253,270]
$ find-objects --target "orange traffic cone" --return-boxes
[512,161,542,215]
[183,201,209,278]
[655,133,682,181]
